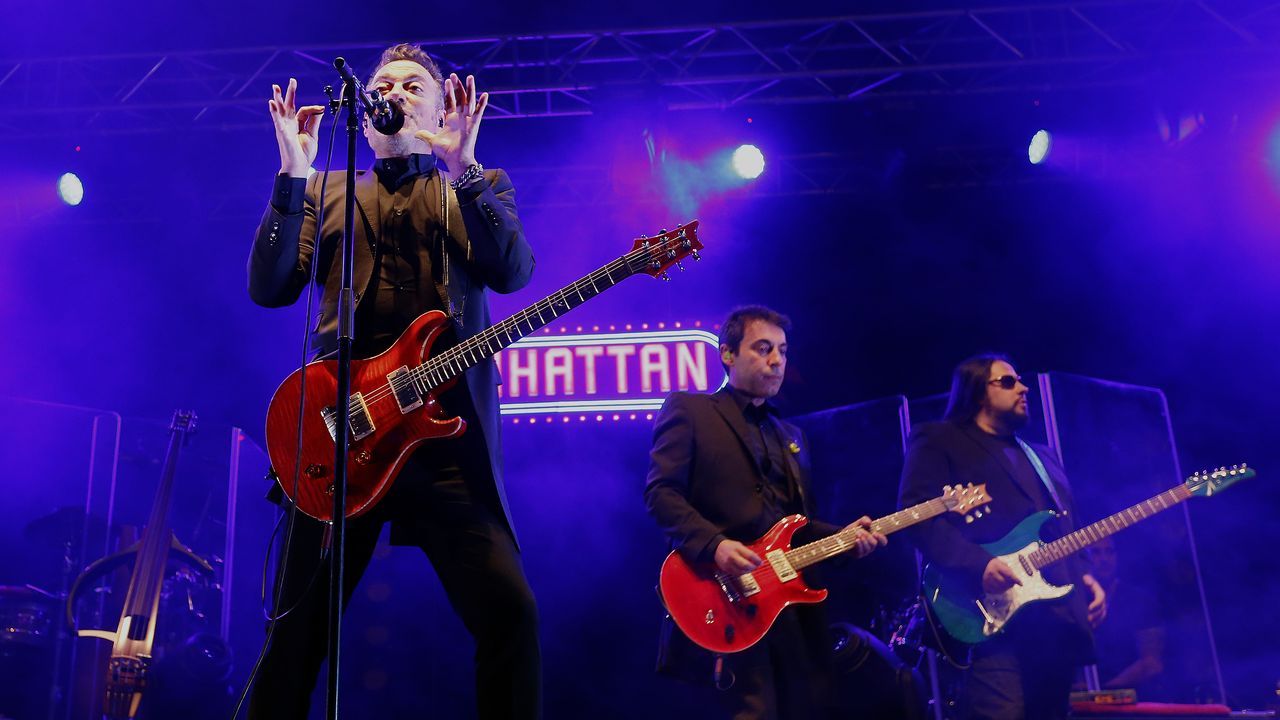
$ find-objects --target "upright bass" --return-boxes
[67,410,210,719]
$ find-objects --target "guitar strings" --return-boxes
[335,242,674,418]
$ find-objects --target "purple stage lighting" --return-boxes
[57,172,84,206]
[731,144,765,179]
[1028,130,1052,165]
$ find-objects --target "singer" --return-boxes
[246,43,539,719]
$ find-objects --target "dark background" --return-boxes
[1,1,1277,717]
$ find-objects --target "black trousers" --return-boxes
[720,607,831,720]
[959,614,1081,720]
[247,444,541,720]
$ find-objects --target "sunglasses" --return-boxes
[988,375,1024,390]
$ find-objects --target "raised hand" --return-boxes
[413,72,489,176]
[268,78,325,177]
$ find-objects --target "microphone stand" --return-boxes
[325,73,359,720]
[321,56,401,719]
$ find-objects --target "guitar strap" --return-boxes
[1016,438,1064,512]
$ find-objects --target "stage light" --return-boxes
[57,173,84,206]
[1028,130,1052,165]
[731,144,765,179]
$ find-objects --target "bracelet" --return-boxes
[449,162,485,190]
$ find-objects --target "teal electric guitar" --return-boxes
[922,464,1255,644]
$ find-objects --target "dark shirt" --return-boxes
[358,157,444,357]
[965,425,1077,587]
[725,386,801,523]
[967,428,1056,512]
[268,156,490,358]
[373,153,434,190]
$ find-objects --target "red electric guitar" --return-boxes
[266,221,703,521]
[658,483,992,654]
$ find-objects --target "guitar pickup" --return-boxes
[321,392,375,442]
[736,573,761,597]
[387,367,424,414]
[765,549,797,583]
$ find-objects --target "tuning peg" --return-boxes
[666,249,677,259]
[691,250,701,261]
[965,515,975,524]
[676,261,685,272]
[660,272,670,282]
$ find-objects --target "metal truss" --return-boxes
[0,149,893,227]
[2,1,1278,138]
[3,140,1095,229]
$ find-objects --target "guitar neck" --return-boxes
[785,497,951,571]
[121,419,191,617]
[1028,484,1192,571]
[419,253,645,388]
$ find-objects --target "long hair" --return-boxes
[942,352,1014,424]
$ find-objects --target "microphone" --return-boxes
[332,57,405,135]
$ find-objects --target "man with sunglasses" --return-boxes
[897,354,1106,720]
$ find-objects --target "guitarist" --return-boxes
[247,43,540,719]
[896,354,1106,720]
[644,305,887,719]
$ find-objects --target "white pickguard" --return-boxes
[975,542,1074,637]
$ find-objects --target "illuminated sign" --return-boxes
[495,327,724,420]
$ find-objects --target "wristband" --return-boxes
[449,163,485,190]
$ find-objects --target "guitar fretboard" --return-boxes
[123,415,194,617]
[785,496,951,571]
[1028,484,1192,571]
[409,236,686,391]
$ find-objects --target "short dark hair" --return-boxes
[718,305,791,372]
[943,352,1015,424]
[370,43,445,101]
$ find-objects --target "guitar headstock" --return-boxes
[631,221,703,279]
[169,410,198,437]
[941,483,993,523]
[1185,464,1254,498]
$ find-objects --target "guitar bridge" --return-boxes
[387,367,424,414]
[105,655,148,718]
[714,572,761,604]
[976,593,1012,636]
[321,392,375,442]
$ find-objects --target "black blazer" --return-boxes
[645,389,836,563]
[247,168,535,539]
[644,389,839,680]
[897,420,1092,646]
